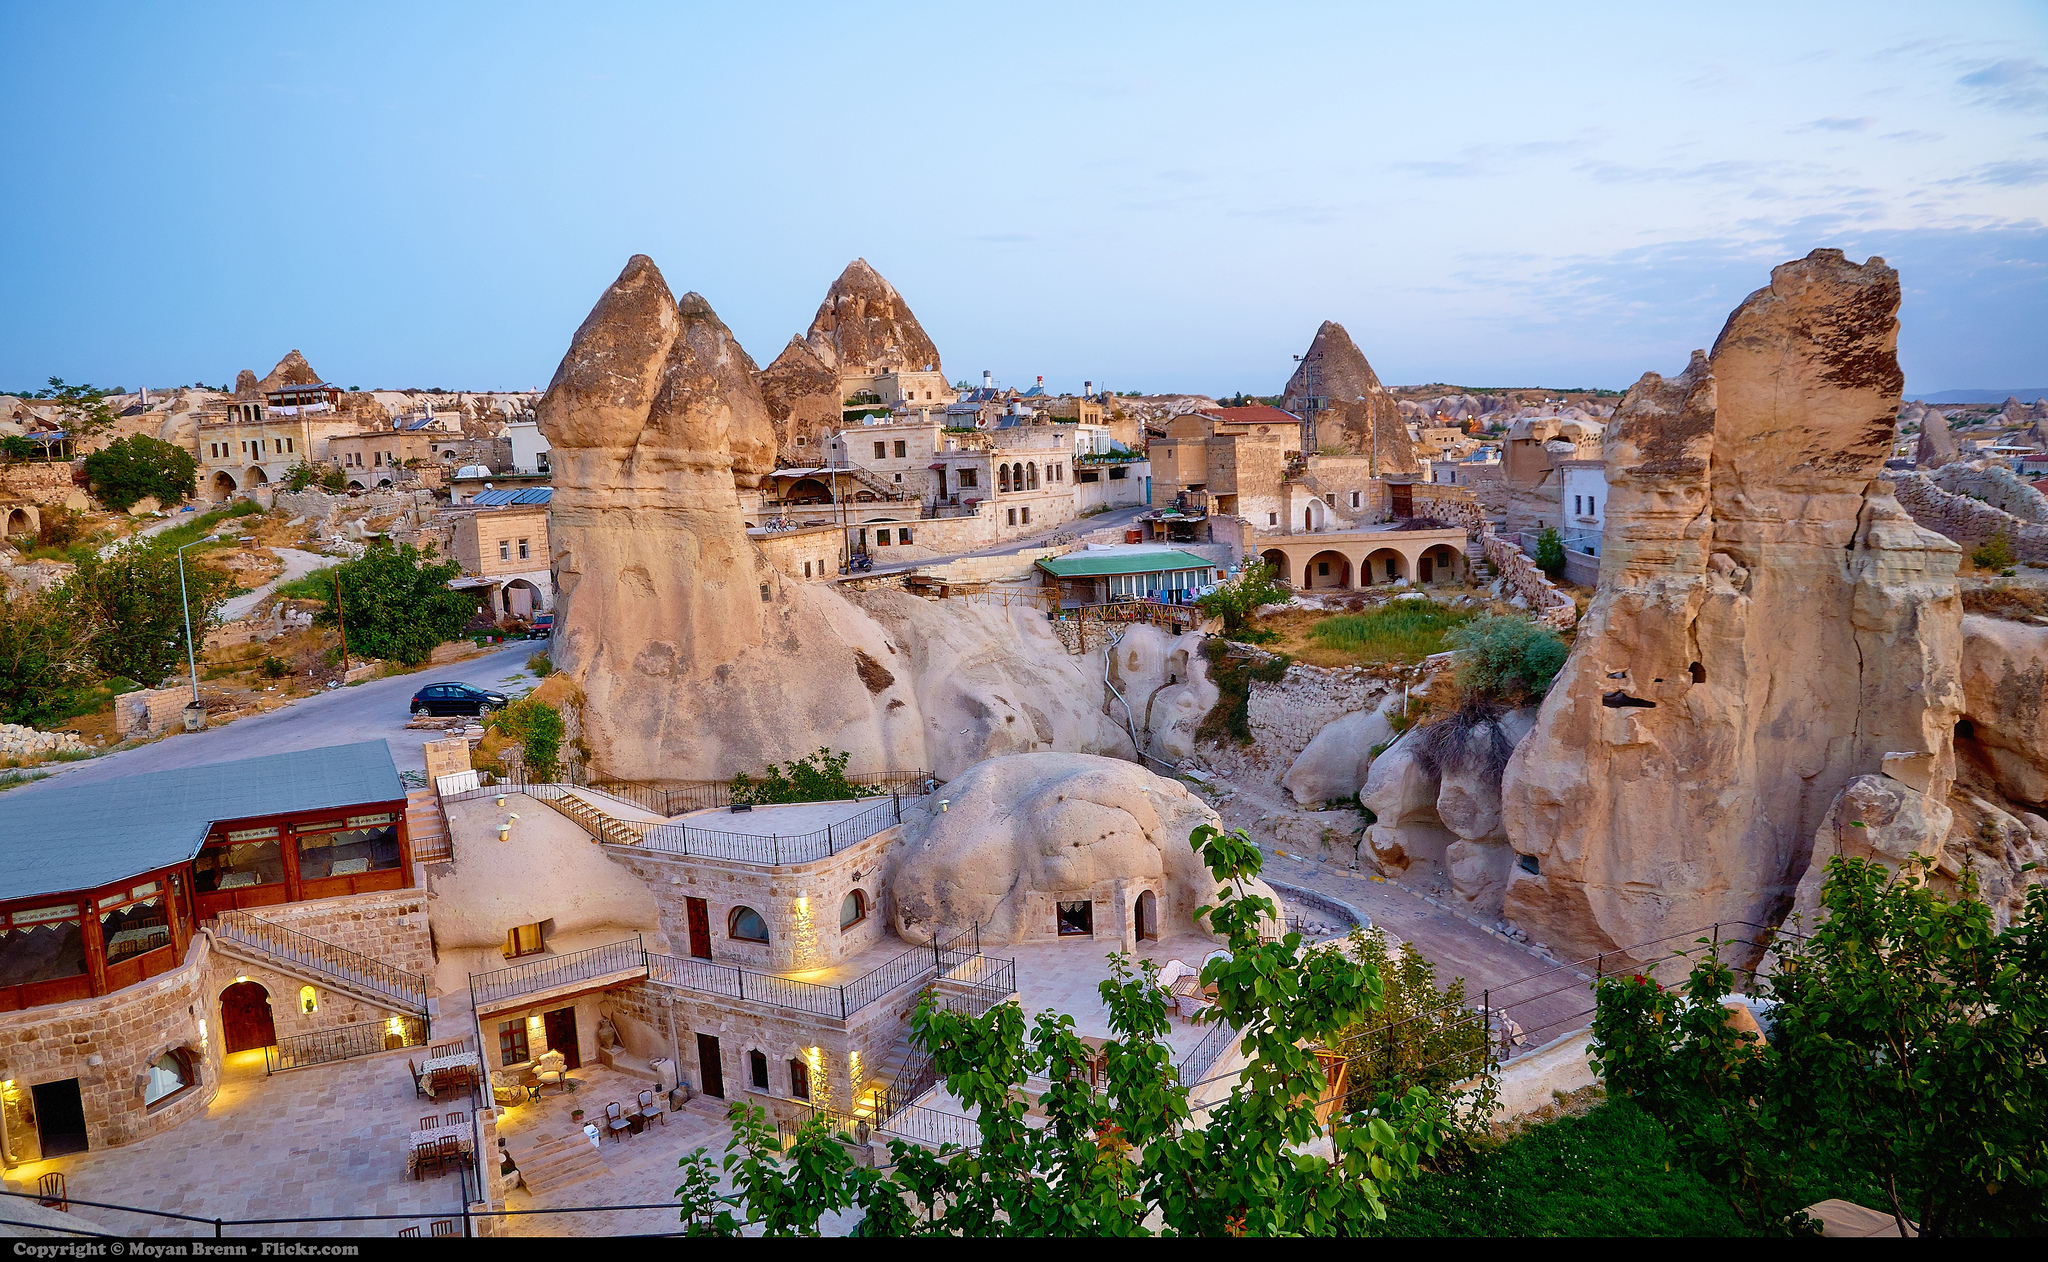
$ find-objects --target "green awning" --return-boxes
[1035,550,1215,579]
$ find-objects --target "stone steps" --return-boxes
[510,1130,610,1197]
[406,789,451,863]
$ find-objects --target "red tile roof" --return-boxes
[1201,405,1301,426]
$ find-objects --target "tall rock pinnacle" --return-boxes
[1280,321,1417,473]
[802,258,942,375]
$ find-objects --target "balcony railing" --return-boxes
[212,910,429,1014]
[468,937,646,1010]
[633,795,908,865]
[267,1015,428,1074]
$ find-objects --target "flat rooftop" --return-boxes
[672,797,889,838]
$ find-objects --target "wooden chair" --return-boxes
[36,1172,66,1212]
[638,1089,665,1126]
[604,1100,632,1142]
[431,1220,458,1237]
[445,1111,467,1128]
[409,1059,428,1099]
[415,1141,445,1181]
[438,1133,469,1172]
[398,1227,420,1237]
[420,1115,440,1132]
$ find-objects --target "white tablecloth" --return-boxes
[422,1051,481,1077]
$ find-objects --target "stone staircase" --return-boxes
[208,910,430,1015]
[534,790,649,847]
[508,1130,610,1197]
[406,789,451,863]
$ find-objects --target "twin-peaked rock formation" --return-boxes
[757,258,943,458]
[1281,320,1418,475]
[1497,250,2026,960]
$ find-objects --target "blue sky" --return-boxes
[2,2,2043,397]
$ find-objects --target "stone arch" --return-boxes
[1134,888,1158,941]
[347,479,366,491]
[1419,545,1462,584]
[1303,497,1329,532]
[1306,549,1351,590]
[787,477,833,503]
[1027,462,1038,489]
[1364,547,1407,585]
[375,477,391,488]
[210,470,238,501]
[3,506,33,537]
[998,465,1011,492]
[502,578,546,618]
[244,466,269,485]
[728,905,769,944]
[218,980,276,1054]
[1259,547,1291,584]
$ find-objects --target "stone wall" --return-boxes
[655,976,917,1120]
[1929,462,2048,523]
[0,461,87,509]
[250,886,436,981]
[1409,484,1484,530]
[754,524,848,582]
[114,685,195,737]
[201,951,412,1047]
[0,939,215,1158]
[1895,471,2048,562]
[1205,657,1395,790]
[1479,525,1578,628]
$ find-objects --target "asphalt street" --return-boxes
[12,640,541,794]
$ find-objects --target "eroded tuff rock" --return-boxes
[1959,614,2048,807]
[802,258,942,375]
[1914,405,1958,467]
[1363,707,1537,917]
[1281,321,1418,474]
[1283,699,1397,806]
[1501,250,1971,961]
[258,349,323,393]
[757,336,842,458]
[887,753,1273,946]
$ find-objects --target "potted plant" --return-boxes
[570,1107,584,1122]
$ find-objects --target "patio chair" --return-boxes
[36,1172,65,1212]
[398,1227,420,1237]
[420,1115,439,1131]
[604,1100,632,1142]
[446,1111,467,1128]
[431,1220,458,1237]
[415,1141,445,1181]
[438,1133,470,1173]
[409,1059,428,1099]
[638,1089,665,1126]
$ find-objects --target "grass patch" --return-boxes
[1963,582,2048,622]
[275,564,339,603]
[1307,601,1475,665]
[152,501,262,552]
[1370,1099,1751,1236]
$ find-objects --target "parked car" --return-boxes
[410,683,510,717]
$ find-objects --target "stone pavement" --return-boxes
[0,1049,483,1238]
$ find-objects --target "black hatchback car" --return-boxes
[410,683,510,716]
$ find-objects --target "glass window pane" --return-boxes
[101,901,170,964]
[297,825,400,880]
[0,918,86,986]
[196,840,284,891]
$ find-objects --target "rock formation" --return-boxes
[1958,615,2048,807]
[1281,321,1418,473]
[1363,706,1537,918]
[755,259,944,459]
[231,368,261,400]
[1913,404,1958,467]
[886,752,1275,946]
[258,350,324,392]
[1283,699,1397,806]
[757,336,842,459]
[1501,250,1972,961]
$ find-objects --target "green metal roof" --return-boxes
[0,741,403,903]
[1035,549,1216,579]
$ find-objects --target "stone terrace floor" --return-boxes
[1002,932,1225,1063]
[0,1049,485,1238]
[668,797,886,837]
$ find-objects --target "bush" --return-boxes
[320,542,480,666]
[729,748,880,805]
[486,696,566,780]
[0,588,90,726]
[82,435,198,511]
[1971,532,2015,571]
[283,462,323,493]
[1195,561,1289,637]
[1534,526,1565,577]
[1308,601,1474,664]
[64,543,235,687]
[527,652,554,677]
[260,655,291,678]
[319,465,348,493]
[1446,614,1567,705]
[34,505,85,550]
[1334,928,1495,1145]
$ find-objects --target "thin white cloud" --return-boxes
[1880,130,1945,143]
[1793,116,1875,132]
[1955,58,2048,114]
[1939,159,2048,188]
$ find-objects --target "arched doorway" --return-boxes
[211,470,238,502]
[1134,889,1158,941]
[4,507,31,536]
[1260,548,1290,584]
[1419,546,1460,584]
[1306,550,1351,590]
[1304,498,1329,532]
[1365,548,1406,585]
[244,466,269,486]
[219,981,276,1053]
[787,477,833,504]
[503,578,542,619]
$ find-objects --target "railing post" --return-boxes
[773,834,780,865]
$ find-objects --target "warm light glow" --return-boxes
[234,975,249,984]
[388,1016,405,1036]
[198,1019,208,1044]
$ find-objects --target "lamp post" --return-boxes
[176,536,216,728]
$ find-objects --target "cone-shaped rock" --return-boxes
[232,369,261,401]
[1280,321,1417,473]
[1914,407,1958,467]
[1499,250,1962,962]
[259,349,323,393]
[803,258,942,375]
[757,336,841,459]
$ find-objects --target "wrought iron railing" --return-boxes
[774,1101,981,1154]
[645,952,849,1019]
[212,910,430,1014]
[1174,1018,1238,1086]
[443,760,938,820]
[267,1015,428,1074]
[468,937,645,1010]
[633,795,910,865]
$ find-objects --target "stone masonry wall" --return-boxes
[1929,462,2048,523]
[1409,484,1484,530]
[1895,471,2048,562]
[1205,658,1395,790]
[0,462,86,508]
[658,978,915,1120]
[1481,524,1578,628]
[0,939,215,1157]
[251,886,437,981]
[114,686,194,738]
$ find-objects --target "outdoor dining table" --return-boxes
[405,1122,474,1178]
[1077,1035,1112,1087]
[421,1050,481,1077]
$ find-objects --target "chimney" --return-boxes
[1036,375,1043,388]
[1084,381,1092,397]
[983,370,993,391]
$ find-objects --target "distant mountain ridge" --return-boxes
[1917,389,2048,405]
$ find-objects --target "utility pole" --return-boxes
[175,537,215,705]
[1292,353,1322,457]
[334,569,350,674]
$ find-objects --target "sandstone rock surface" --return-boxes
[1501,250,1969,962]
[258,350,323,393]
[1281,321,1418,474]
[1363,707,1537,915]
[801,258,942,376]
[757,336,841,458]
[1958,613,2048,806]
[886,752,1272,946]
[1283,700,1397,806]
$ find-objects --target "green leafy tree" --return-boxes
[1195,561,1288,639]
[486,696,566,780]
[729,747,880,805]
[82,435,198,511]
[320,541,478,666]
[0,588,91,725]
[0,434,32,462]
[283,461,323,492]
[319,464,349,493]
[1445,613,1567,704]
[677,824,1450,1235]
[64,543,234,687]
[1332,928,1496,1136]
[42,377,118,442]
[1592,856,2048,1236]
[1534,525,1565,577]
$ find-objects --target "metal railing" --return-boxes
[211,910,430,1014]
[646,951,850,1019]
[442,760,937,821]
[1173,1018,1238,1086]
[468,937,645,1010]
[634,794,910,865]
[266,1015,428,1074]
[774,1100,982,1154]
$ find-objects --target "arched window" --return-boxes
[840,890,867,929]
[998,465,1011,492]
[298,985,318,1015]
[1027,462,1038,489]
[728,906,769,943]
[144,1048,198,1108]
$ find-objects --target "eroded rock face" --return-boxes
[258,350,323,393]
[542,256,928,780]
[1362,707,1536,916]
[802,258,942,375]
[1958,614,2048,806]
[1281,321,1418,474]
[1502,250,1968,961]
[757,336,842,459]
[1284,701,1397,806]
[1913,406,1957,467]
[887,753,1270,947]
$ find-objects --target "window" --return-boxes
[1006,508,1016,526]
[286,438,294,453]
[729,906,769,943]
[517,538,530,560]
[960,469,977,488]
[840,890,867,929]
[789,1057,811,1100]
[749,1050,769,1091]
[876,530,890,546]
[0,904,85,987]
[999,466,1011,492]
[1573,495,1582,515]
[195,836,285,891]
[1325,493,1335,507]
[143,1049,197,1108]
[1351,491,1361,508]
[893,472,902,482]
[873,441,887,460]
[503,923,545,959]
[1108,467,1126,480]
[1268,512,1278,526]
[893,440,906,458]
[1057,900,1094,937]
[1318,562,1330,576]
[296,819,401,880]
[898,528,911,545]
[499,540,511,561]
[374,451,382,467]
[1021,507,1031,524]
[498,1019,530,1066]
[804,561,812,578]
[299,984,318,1014]
[99,896,169,964]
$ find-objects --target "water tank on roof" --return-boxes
[455,465,491,479]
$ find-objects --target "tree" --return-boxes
[1445,613,1567,704]
[0,588,91,725]
[1971,532,2015,572]
[1534,525,1565,577]
[484,696,566,780]
[41,377,118,442]
[82,435,198,511]
[677,824,1451,1236]
[320,541,479,665]
[1591,856,2048,1236]
[0,434,32,462]
[1195,561,1289,639]
[283,461,322,492]
[729,748,881,805]
[319,464,349,493]
[64,543,234,687]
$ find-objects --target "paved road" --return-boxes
[13,641,542,793]
[220,547,327,621]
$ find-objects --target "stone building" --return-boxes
[446,490,554,620]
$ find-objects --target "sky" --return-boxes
[2,2,2044,398]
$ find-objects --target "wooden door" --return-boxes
[543,1007,581,1069]
[1135,890,1157,941]
[696,1033,724,1099]
[686,897,712,960]
[220,981,276,1053]
[1419,556,1433,583]
[1390,483,1413,518]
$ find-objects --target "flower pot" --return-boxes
[570,1109,584,1122]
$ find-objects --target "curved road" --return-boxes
[14,641,541,794]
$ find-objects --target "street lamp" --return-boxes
[176,536,217,715]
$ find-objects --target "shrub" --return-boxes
[729,747,880,805]
[1195,561,1288,637]
[283,461,323,492]
[1334,928,1496,1150]
[485,696,566,781]
[1308,601,1473,665]
[1195,639,1291,744]
[1971,532,2015,571]
[0,588,90,726]
[319,465,348,493]
[1446,614,1567,705]
[527,651,554,677]
[320,542,480,666]
[34,505,85,550]
[260,655,291,678]
[1534,526,1565,577]
[82,435,198,511]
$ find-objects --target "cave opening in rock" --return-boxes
[1601,691,1657,709]
[1690,661,1707,684]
